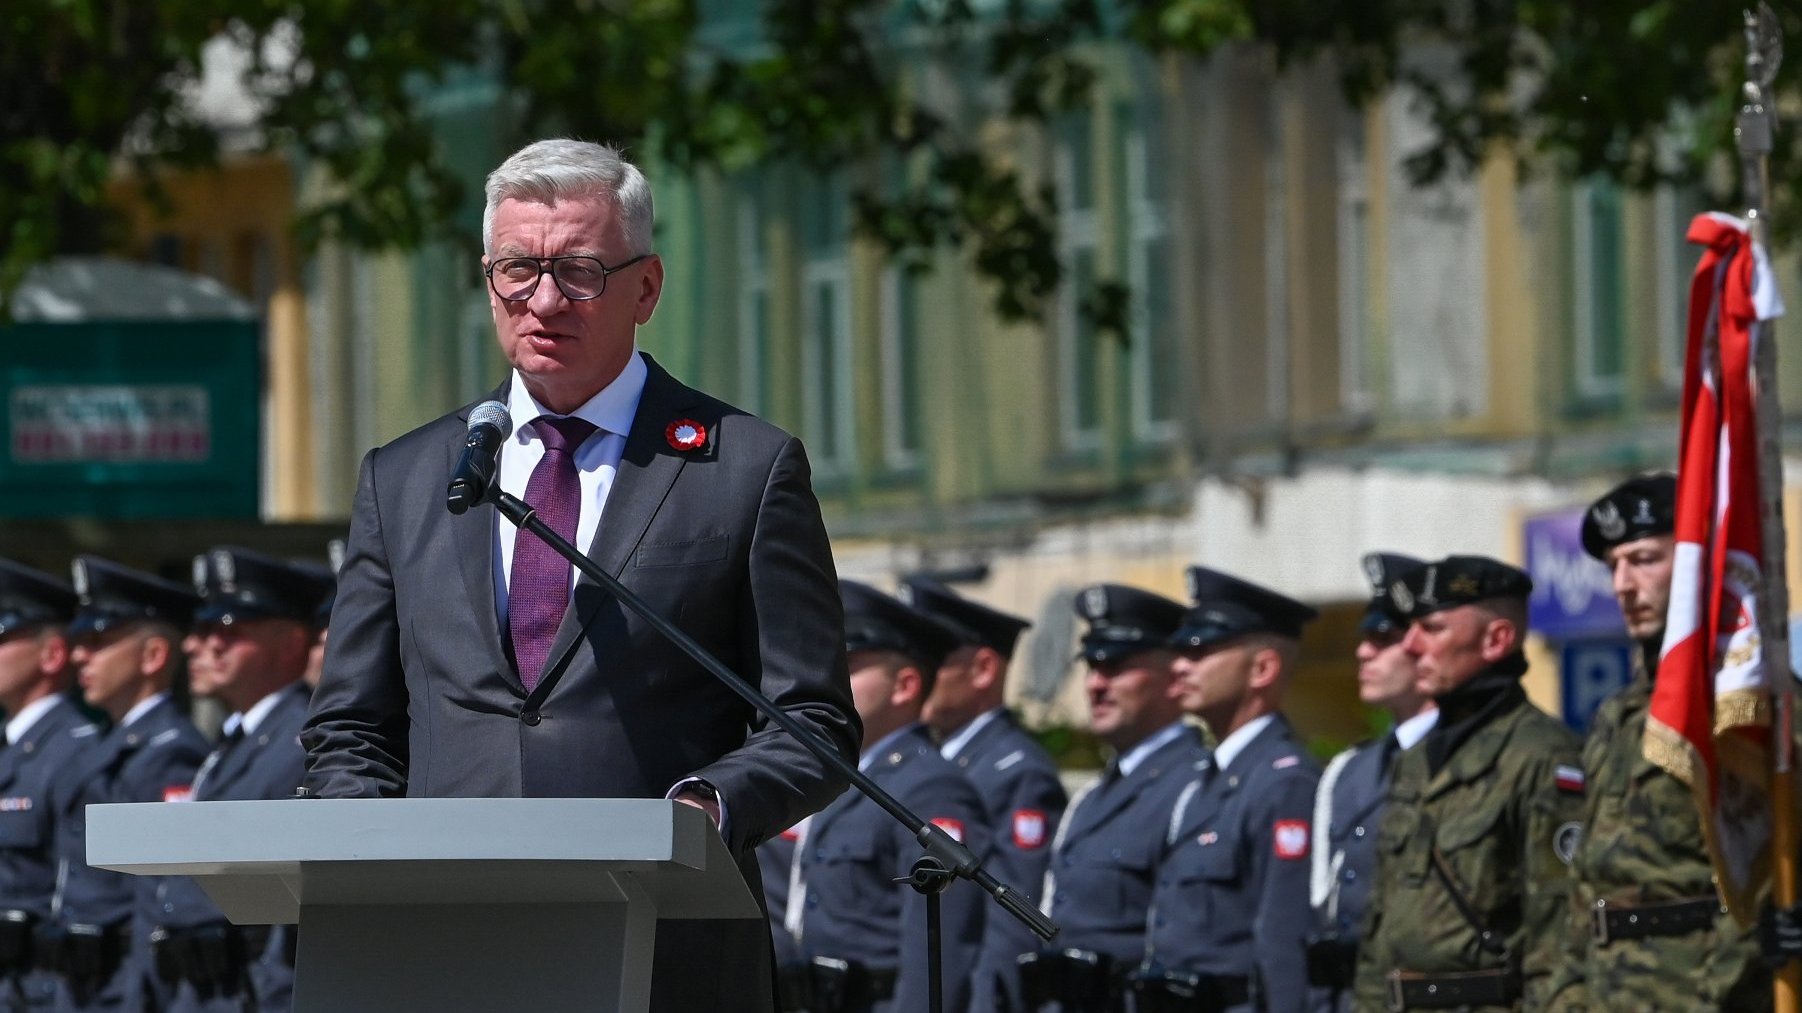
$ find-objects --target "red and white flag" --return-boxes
[1647,212,1786,925]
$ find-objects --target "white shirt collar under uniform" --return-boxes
[1117,720,1191,777]
[1212,713,1277,772]
[120,692,168,729]
[939,708,1003,761]
[4,695,59,747]
[1393,708,1439,752]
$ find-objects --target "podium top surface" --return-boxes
[87,798,760,922]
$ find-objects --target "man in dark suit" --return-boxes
[300,138,860,1013]
[1306,553,1435,1012]
[1141,567,1322,1013]
[0,560,101,1009]
[154,547,333,1012]
[793,581,988,1013]
[900,576,1066,1013]
[1023,584,1206,1013]
[52,557,210,1011]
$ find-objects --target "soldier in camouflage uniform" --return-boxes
[1353,555,1584,1011]
[1547,474,1769,1011]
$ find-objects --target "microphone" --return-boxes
[446,401,513,514]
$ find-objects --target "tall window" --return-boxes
[1573,178,1626,400]
[800,176,854,474]
[1337,106,1375,415]
[736,198,771,413]
[879,268,924,469]
[1055,112,1103,452]
[1125,107,1178,442]
[1653,186,1704,392]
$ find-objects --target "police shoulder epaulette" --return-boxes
[994,749,1025,771]
[1273,755,1301,770]
[149,728,181,748]
[69,725,99,739]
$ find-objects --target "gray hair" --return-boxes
[481,139,654,257]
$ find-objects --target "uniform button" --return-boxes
[521,710,542,726]
[1354,826,1366,838]
[1110,848,1122,859]
[164,904,174,913]
[1345,871,1356,881]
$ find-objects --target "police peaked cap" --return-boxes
[898,576,1031,657]
[840,580,963,673]
[0,559,78,636]
[193,546,337,627]
[1391,554,1533,620]
[1359,552,1426,636]
[1171,566,1318,650]
[289,556,338,630]
[1580,472,1677,561]
[1073,584,1186,664]
[68,556,200,637]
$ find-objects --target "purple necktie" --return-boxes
[508,415,597,691]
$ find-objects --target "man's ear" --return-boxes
[1248,645,1283,690]
[37,633,68,677]
[139,633,171,676]
[1480,617,1520,662]
[893,664,924,708]
[969,647,1005,692]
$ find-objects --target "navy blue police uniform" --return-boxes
[0,561,101,1010]
[899,577,1068,1013]
[152,547,332,1013]
[1306,553,1427,1012]
[1139,567,1321,1013]
[1023,585,1206,1013]
[759,825,806,1006]
[48,557,209,1012]
[794,582,990,1013]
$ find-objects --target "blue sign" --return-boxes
[1560,639,1635,732]
[1524,507,1623,641]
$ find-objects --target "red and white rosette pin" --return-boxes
[665,418,708,452]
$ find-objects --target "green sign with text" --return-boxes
[0,321,261,518]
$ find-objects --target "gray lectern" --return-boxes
[87,798,760,1012]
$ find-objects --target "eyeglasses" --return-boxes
[484,254,649,302]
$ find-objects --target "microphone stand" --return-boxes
[489,490,1059,1010]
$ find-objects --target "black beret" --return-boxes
[841,580,963,673]
[69,556,199,637]
[1581,472,1677,561]
[1073,584,1186,664]
[0,559,77,636]
[192,546,337,627]
[1392,555,1533,619]
[1359,552,1426,636]
[1171,566,1318,650]
[897,576,1031,657]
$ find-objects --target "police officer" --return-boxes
[794,581,989,1013]
[1023,585,1205,1013]
[1306,553,1436,1011]
[51,557,210,1011]
[901,576,1067,1013]
[153,547,331,1013]
[1139,567,1321,1013]
[0,561,100,1010]
[1548,474,1768,1009]
[1353,555,1583,1011]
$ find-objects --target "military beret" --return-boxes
[1580,472,1677,561]
[192,546,337,628]
[897,576,1031,657]
[1359,552,1426,636]
[68,556,200,637]
[1391,554,1533,619]
[0,559,78,636]
[841,580,963,673]
[1073,584,1186,664]
[1171,566,1318,650]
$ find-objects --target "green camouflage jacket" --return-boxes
[1546,667,1770,1012]
[1354,677,1583,1011]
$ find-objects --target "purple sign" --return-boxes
[1524,507,1624,640]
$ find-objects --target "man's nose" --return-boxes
[1612,559,1634,596]
[527,268,571,315]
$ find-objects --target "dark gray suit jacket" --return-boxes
[301,355,860,1012]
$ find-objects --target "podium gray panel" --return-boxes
[88,798,759,1012]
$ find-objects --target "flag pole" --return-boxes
[1739,5,1798,1010]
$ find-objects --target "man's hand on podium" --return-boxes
[673,786,722,829]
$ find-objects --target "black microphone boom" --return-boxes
[446,401,513,514]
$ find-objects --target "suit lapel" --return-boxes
[452,383,519,689]
[535,357,701,692]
